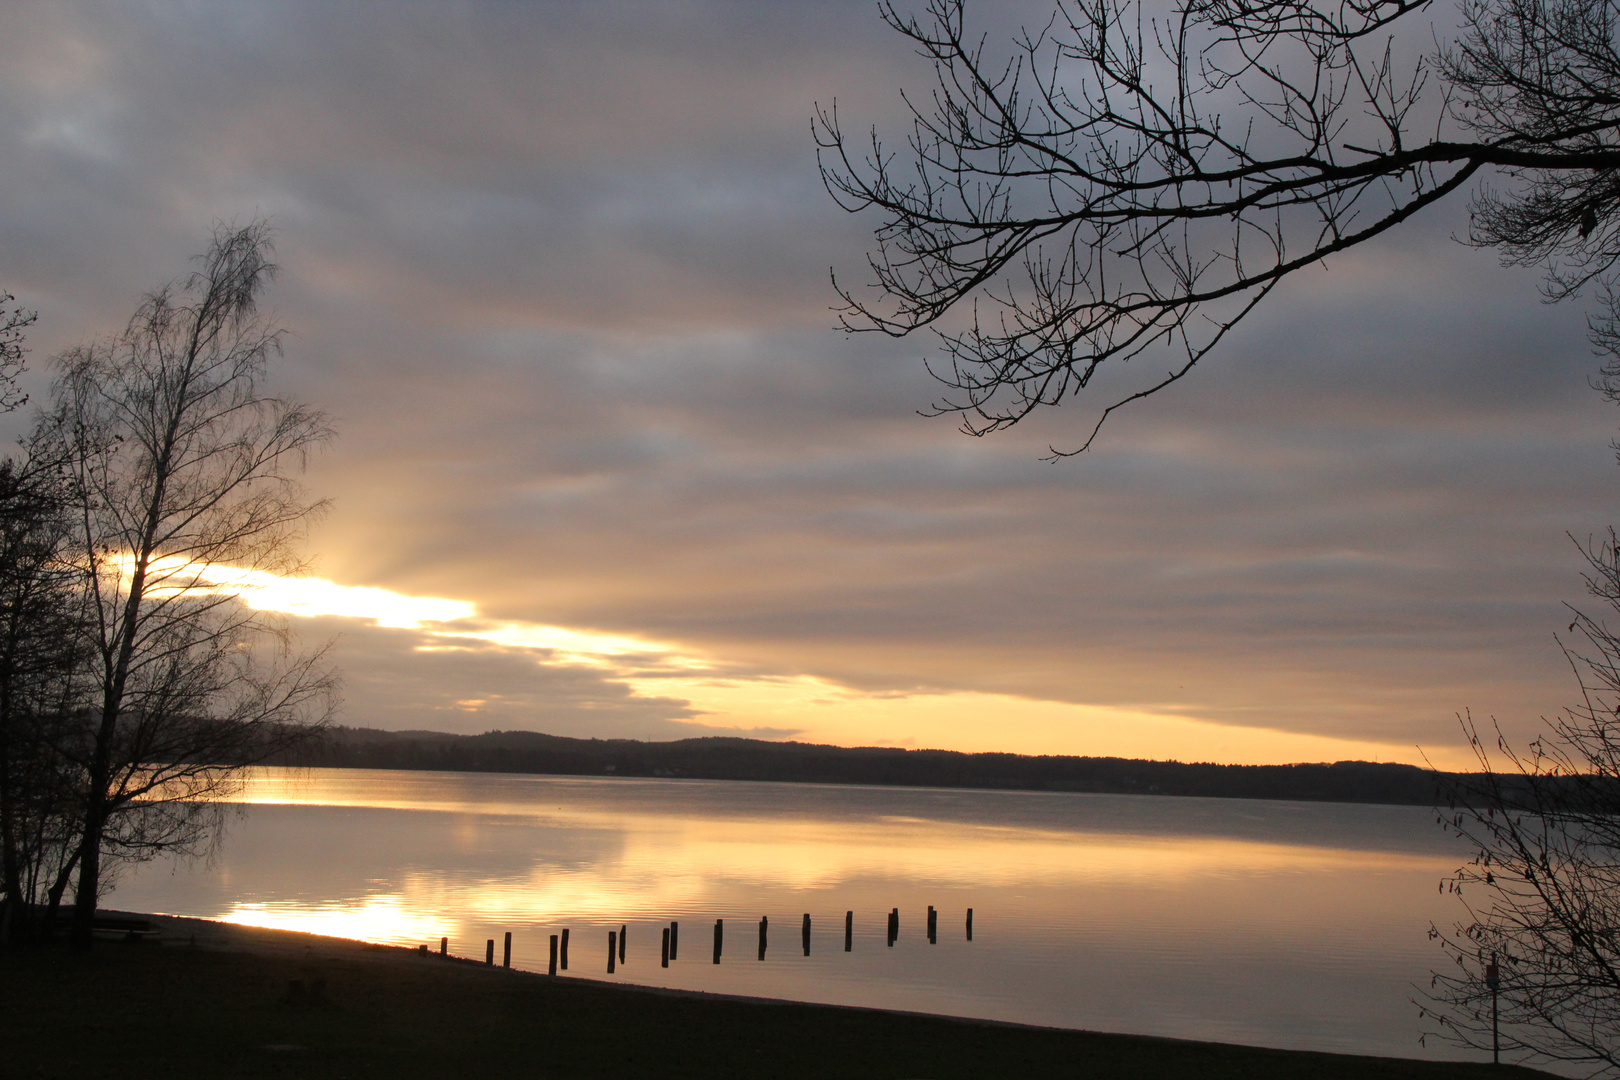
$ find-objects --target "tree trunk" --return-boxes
[0,741,20,911]
[68,786,105,950]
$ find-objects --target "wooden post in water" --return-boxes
[440,936,448,957]
[887,908,898,947]
[619,924,627,965]
[662,926,670,968]
[504,931,513,967]
[758,916,768,960]
[966,908,973,941]
[844,910,853,952]
[802,913,811,956]
[669,921,678,961]
[549,934,559,975]
[713,919,723,964]
[561,928,570,970]
[928,905,937,944]
[485,939,494,965]
[608,930,617,974]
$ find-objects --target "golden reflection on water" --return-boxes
[208,767,1456,939]
[225,895,446,943]
[230,766,1444,889]
[114,767,1474,1059]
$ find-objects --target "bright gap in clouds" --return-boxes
[176,562,1453,768]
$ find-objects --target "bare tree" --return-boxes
[817,0,1620,452]
[0,292,80,944]
[0,449,87,942]
[1424,533,1620,1071]
[36,221,337,949]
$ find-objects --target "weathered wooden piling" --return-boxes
[966,907,973,941]
[887,907,898,947]
[485,939,494,965]
[758,915,768,960]
[504,931,513,967]
[928,905,937,944]
[669,921,678,961]
[844,910,853,952]
[713,918,723,964]
[619,924,627,964]
[418,944,428,955]
[561,928,570,970]
[802,913,811,956]
[439,936,447,957]
[608,931,617,974]
[549,933,558,975]
[661,926,670,968]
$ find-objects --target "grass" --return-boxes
[0,913,1550,1079]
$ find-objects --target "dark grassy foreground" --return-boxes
[1,915,1548,1080]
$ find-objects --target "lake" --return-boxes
[112,767,1479,1063]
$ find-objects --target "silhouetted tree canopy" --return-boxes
[818,0,1620,452]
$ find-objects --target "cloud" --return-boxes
[0,1,1612,764]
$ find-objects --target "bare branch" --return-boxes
[819,0,1620,450]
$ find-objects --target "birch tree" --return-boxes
[38,221,336,948]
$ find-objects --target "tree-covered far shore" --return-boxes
[267,725,1460,807]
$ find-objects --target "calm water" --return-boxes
[113,767,1480,1063]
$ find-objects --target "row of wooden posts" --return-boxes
[428,907,975,974]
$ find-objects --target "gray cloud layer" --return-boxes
[1,0,1613,757]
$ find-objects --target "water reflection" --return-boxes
[113,768,1478,1063]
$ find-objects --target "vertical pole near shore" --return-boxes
[662,926,671,968]
[440,936,448,957]
[888,908,898,947]
[845,911,853,952]
[561,928,570,970]
[670,921,678,961]
[713,919,723,964]
[549,934,558,976]
[485,939,494,965]
[802,913,811,956]
[619,924,627,965]
[966,908,973,941]
[758,916,768,960]
[928,906,937,944]
[504,931,512,968]
[1486,953,1501,1065]
[608,931,617,974]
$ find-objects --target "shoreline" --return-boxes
[1,909,1552,1079]
[116,910,1183,1039]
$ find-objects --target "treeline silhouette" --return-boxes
[265,727,1456,805]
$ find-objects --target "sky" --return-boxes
[1,1,1616,769]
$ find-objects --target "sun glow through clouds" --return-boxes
[139,558,1454,767]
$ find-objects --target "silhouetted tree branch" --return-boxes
[1424,531,1620,1070]
[0,294,35,414]
[818,0,1620,452]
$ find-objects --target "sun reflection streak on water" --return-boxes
[227,766,1445,897]
[114,768,1479,1062]
[224,895,447,943]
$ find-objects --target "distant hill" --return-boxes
[263,726,1456,806]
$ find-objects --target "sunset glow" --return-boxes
[113,555,476,627]
[155,561,1451,766]
[224,895,448,943]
